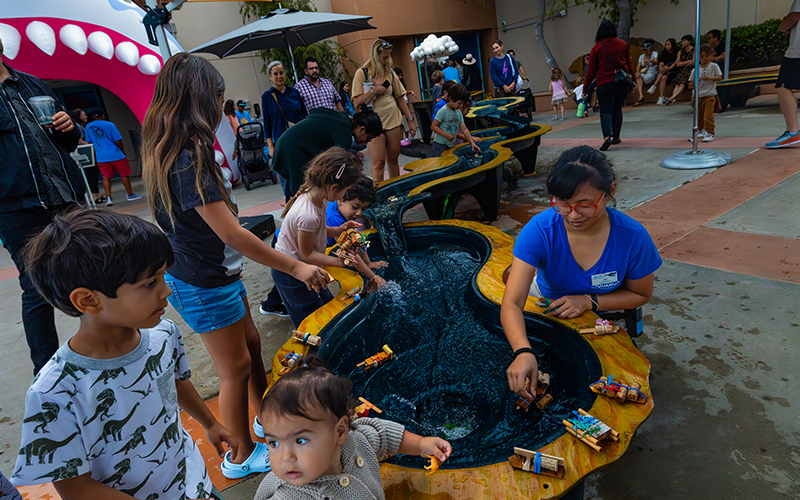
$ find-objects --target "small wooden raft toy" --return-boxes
[562,409,619,452]
[291,330,322,347]
[508,448,565,478]
[278,352,301,376]
[355,397,382,418]
[514,371,553,412]
[334,228,369,266]
[423,455,440,476]
[357,345,394,371]
[342,286,362,301]
[579,319,619,335]
[589,375,646,404]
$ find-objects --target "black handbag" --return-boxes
[601,41,635,92]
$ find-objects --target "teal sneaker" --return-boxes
[766,130,800,149]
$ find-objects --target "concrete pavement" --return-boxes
[3,94,800,499]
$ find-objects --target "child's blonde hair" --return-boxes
[575,76,584,85]
[282,147,363,217]
[550,67,563,81]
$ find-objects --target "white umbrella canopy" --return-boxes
[189,8,376,81]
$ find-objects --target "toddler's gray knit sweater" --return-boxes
[254,417,405,500]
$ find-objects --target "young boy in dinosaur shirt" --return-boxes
[12,210,236,500]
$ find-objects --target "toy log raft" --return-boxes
[342,286,362,301]
[508,448,565,478]
[580,319,619,335]
[357,345,394,371]
[355,397,382,418]
[589,375,646,403]
[278,352,301,376]
[514,371,553,412]
[291,330,322,347]
[562,409,619,452]
[334,228,369,266]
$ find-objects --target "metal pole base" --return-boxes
[660,149,732,170]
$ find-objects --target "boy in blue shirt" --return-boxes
[12,209,235,500]
[431,84,480,157]
[235,100,253,133]
[325,177,387,270]
[431,80,455,124]
[84,111,143,206]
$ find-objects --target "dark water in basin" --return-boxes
[317,242,601,468]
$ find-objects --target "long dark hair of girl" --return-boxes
[142,52,235,228]
[261,355,357,428]
[338,81,349,105]
[223,99,236,117]
[281,147,363,217]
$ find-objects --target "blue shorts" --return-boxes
[165,273,247,334]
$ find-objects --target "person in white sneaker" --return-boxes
[688,44,722,142]
[653,38,679,105]
[85,110,144,205]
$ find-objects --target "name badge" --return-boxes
[591,271,618,287]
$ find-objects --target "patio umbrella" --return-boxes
[189,8,376,82]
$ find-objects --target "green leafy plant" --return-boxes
[721,19,789,71]
[240,0,355,86]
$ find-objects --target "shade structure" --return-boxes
[189,8,376,81]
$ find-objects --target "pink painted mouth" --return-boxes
[2,17,161,122]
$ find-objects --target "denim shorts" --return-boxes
[165,273,247,334]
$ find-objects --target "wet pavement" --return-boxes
[3,95,799,498]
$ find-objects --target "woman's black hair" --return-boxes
[681,34,694,45]
[338,81,350,104]
[665,38,678,54]
[352,105,383,138]
[22,208,175,317]
[595,20,617,43]
[261,355,357,429]
[343,176,377,204]
[546,146,615,200]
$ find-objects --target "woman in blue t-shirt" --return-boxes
[501,146,661,398]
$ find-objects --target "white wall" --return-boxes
[495,0,791,93]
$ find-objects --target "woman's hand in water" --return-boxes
[419,436,452,463]
[368,260,389,269]
[549,295,593,318]
[507,351,538,400]
[294,262,330,291]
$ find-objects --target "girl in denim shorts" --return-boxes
[141,53,329,479]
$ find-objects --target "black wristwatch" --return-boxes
[513,347,535,360]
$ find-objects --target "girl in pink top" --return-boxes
[549,68,572,120]
[273,147,386,327]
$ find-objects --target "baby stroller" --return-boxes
[236,122,277,190]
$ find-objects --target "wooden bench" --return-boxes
[717,65,781,111]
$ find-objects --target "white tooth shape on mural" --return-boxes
[115,41,139,66]
[137,54,161,75]
[59,24,88,55]
[88,31,114,59]
[26,21,56,56]
[0,23,21,59]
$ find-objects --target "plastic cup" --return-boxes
[28,96,56,127]
[577,102,586,118]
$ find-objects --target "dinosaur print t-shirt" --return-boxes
[12,319,211,499]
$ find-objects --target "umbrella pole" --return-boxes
[284,35,300,84]
[660,0,731,170]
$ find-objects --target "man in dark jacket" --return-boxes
[0,38,85,374]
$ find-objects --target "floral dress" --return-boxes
[673,46,695,86]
